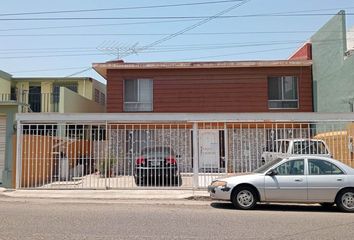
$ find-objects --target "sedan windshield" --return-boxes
[253,158,283,173]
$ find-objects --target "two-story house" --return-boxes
[91,59,313,178]
[93,60,312,113]
[0,70,106,185]
[0,74,106,113]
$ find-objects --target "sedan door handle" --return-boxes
[337,178,343,181]
[294,178,303,182]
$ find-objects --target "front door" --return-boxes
[198,129,223,187]
[198,129,220,170]
[265,159,308,202]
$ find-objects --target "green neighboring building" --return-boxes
[311,11,354,112]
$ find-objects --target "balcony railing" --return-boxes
[0,93,16,102]
[0,92,31,113]
[0,91,59,113]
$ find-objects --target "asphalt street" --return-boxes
[0,198,353,240]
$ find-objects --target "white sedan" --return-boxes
[208,156,354,212]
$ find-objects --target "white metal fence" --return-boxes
[15,113,354,189]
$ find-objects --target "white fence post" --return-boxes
[224,123,229,175]
[15,120,22,189]
[192,122,199,189]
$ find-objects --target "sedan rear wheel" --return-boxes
[232,187,257,210]
[336,189,354,212]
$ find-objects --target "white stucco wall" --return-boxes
[347,25,354,51]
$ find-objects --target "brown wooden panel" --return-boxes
[12,135,93,188]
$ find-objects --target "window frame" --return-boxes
[99,92,106,106]
[123,78,153,112]
[94,88,100,104]
[293,140,329,155]
[268,76,299,110]
[274,159,305,176]
[307,159,346,175]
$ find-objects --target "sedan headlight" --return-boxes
[211,180,227,187]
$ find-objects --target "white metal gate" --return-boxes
[15,113,354,189]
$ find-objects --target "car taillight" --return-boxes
[136,157,145,165]
[165,157,176,165]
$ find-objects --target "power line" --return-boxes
[0,40,320,52]
[65,67,94,78]
[8,46,299,74]
[1,30,354,37]
[0,7,353,32]
[0,19,198,32]
[0,34,352,53]
[0,52,109,59]
[12,66,89,73]
[125,0,251,57]
[1,3,353,18]
[0,1,242,17]
[1,38,352,57]
[61,0,251,77]
[0,42,306,56]
[166,47,298,61]
[1,12,354,21]
[0,47,94,52]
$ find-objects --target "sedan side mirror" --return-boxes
[266,169,278,176]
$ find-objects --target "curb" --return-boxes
[0,189,211,202]
[0,197,212,206]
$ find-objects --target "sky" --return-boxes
[0,0,353,83]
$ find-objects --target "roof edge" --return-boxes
[0,69,12,80]
[92,60,312,78]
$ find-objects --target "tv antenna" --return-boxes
[97,41,139,60]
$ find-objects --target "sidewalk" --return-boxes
[0,187,210,202]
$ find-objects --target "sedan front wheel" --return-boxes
[232,187,257,210]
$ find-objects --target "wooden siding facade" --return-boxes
[106,66,313,113]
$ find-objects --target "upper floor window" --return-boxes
[100,92,106,106]
[53,83,78,104]
[124,79,153,112]
[53,83,78,94]
[268,76,298,109]
[10,87,17,101]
